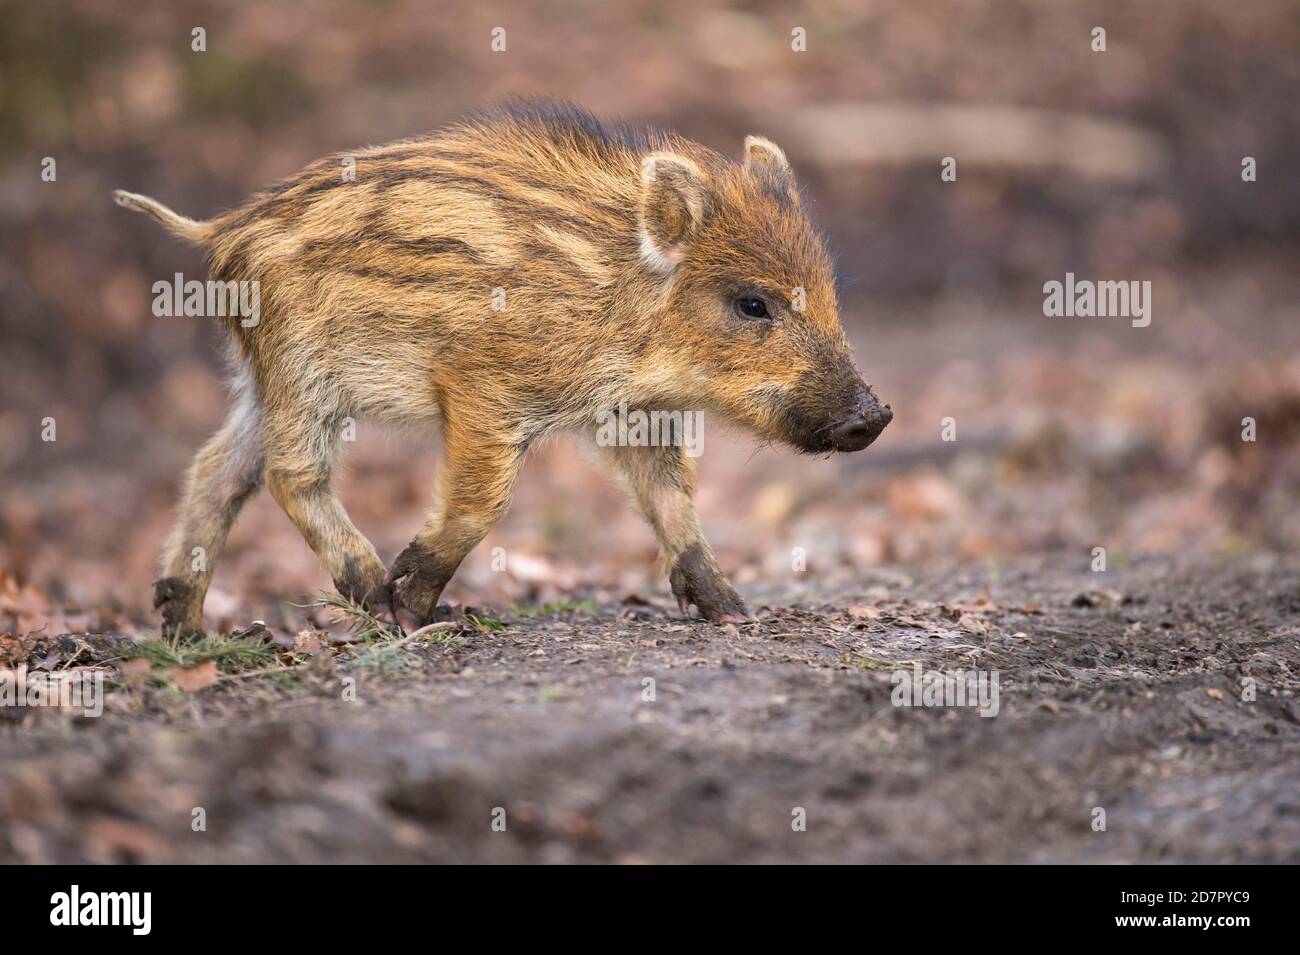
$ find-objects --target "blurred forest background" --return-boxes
[3,0,1299,637]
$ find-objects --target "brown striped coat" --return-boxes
[114,102,890,632]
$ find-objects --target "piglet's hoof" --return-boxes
[670,544,751,624]
[387,539,454,627]
[153,576,203,638]
[331,555,391,612]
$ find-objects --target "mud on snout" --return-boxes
[757,374,893,454]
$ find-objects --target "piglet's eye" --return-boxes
[734,296,769,320]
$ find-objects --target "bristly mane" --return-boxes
[462,97,670,160]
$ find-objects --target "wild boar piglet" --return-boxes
[115,102,891,633]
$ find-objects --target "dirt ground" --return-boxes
[2,552,1297,864]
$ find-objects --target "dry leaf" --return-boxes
[0,633,36,668]
[87,817,163,863]
[168,659,219,692]
[846,604,882,620]
[119,657,153,687]
[291,630,324,656]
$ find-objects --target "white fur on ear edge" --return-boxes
[639,230,684,273]
[743,135,790,170]
[639,153,703,273]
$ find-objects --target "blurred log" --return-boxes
[782,103,1168,183]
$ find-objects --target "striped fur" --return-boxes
[118,101,880,631]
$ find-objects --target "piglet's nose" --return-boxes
[829,392,892,452]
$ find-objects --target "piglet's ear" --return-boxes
[639,152,706,273]
[743,135,797,202]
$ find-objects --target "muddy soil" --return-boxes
[3,553,1297,864]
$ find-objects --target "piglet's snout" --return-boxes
[829,389,892,452]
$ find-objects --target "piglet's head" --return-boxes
[638,136,890,453]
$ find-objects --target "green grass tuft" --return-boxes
[464,613,505,632]
[132,631,277,674]
[510,597,596,619]
[308,592,402,642]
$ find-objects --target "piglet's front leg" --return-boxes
[388,435,525,627]
[596,442,750,624]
